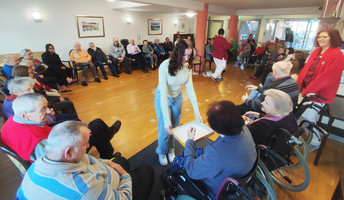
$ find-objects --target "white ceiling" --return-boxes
[110,0,324,16]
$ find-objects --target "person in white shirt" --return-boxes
[154,39,202,166]
[126,39,148,73]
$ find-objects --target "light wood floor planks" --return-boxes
[0,63,343,199]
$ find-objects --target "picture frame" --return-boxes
[76,16,105,38]
[148,19,163,35]
[179,19,186,33]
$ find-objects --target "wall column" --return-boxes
[195,3,208,72]
[318,0,343,30]
[227,15,239,43]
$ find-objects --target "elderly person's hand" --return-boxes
[241,93,249,102]
[187,127,196,140]
[246,85,258,91]
[244,111,260,119]
[107,162,128,176]
[61,66,66,70]
[108,59,112,64]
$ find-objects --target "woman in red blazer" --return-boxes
[297,28,344,150]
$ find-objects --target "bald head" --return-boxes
[74,42,81,51]
[129,39,135,45]
[272,61,292,78]
[4,55,18,66]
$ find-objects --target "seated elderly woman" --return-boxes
[244,89,298,145]
[172,100,257,198]
[10,65,77,114]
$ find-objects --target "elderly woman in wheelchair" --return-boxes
[166,100,257,199]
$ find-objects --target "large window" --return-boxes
[239,20,260,41]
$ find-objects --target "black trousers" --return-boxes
[131,53,147,70]
[87,118,115,159]
[112,57,130,73]
[43,66,72,86]
[111,156,154,200]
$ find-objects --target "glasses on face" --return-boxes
[318,35,329,39]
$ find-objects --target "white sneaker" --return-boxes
[168,150,175,163]
[158,154,168,166]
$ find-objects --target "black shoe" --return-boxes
[211,76,217,82]
[104,76,108,80]
[143,69,148,73]
[109,120,122,140]
[81,81,88,86]
[113,152,122,158]
[217,77,223,81]
[112,74,120,77]
[95,78,101,82]
[125,71,131,74]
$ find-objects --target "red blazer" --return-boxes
[297,47,344,104]
[213,36,232,60]
[1,116,52,163]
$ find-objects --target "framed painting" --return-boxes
[179,19,186,33]
[76,16,105,38]
[148,19,163,35]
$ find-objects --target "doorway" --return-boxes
[207,20,223,39]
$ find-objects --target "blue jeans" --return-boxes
[155,89,183,154]
[94,60,117,76]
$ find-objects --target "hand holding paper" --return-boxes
[187,127,196,140]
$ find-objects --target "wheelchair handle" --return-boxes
[305,93,327,102]
[279,128,302,145]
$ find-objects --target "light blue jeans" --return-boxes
[155,89,183,154]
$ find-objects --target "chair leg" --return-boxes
[314,133,329,166]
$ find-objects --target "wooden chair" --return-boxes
[192,48,202,74]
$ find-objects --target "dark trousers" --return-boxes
[87,118,115,159]
[261,64,273,84]
[112,57,130,73]
[51,100,77,114]
[39,76,58,90]
[237,103,255,115]
[43,66,72,86]
[111,156,154,200]
[131,53,147,71]
[94,59,118,76]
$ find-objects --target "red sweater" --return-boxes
[297,47,344,104]
[1,116,52,163]
[213,36,232,60]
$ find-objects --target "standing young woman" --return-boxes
[297,28,344,150]
[155,39,202,166]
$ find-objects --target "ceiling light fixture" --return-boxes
[32,11,42,22]
[186,12,196,18]
[125,16,132,24]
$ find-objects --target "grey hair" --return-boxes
[13,93,44,116]
[3,55,16,64]
[45,121,88,158]
[89,42,94,45]
[19,59,34,66]
[264,89,293,117]
[20,49,31,56]
[272,61,292,75]
[8,77,35,94]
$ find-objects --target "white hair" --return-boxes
[7,77,35,94]
[20,49,31,57]
[272,61,292,75]
[3,55,16,64]
[264,89,293,117]
[45,121,88,158]
[19,59,33,66]
[12,93,44,116]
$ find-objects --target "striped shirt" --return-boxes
[17,155,132,200]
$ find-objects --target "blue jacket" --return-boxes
[2,64,14,78]
[184,126,257,197]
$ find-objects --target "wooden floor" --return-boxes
[0,63,343,199]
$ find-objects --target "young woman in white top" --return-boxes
[154,39,202,166]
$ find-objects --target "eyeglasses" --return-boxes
[318,36,329,39]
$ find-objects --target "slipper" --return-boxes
[69,79,78,84]
[61,88,72,93]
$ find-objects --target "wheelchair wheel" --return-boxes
[270,146,310,192]
[257,159,275,192]
[250,171,277,200]
[289,137,308,169]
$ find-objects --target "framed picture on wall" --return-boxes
[76,16,105,38]
[148,19,163,35]
[179,19,186,33]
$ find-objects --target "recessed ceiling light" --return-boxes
[186,12,196,18]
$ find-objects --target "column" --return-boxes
[318,0,343,29]
[227,15,239,43]
[194,3,208,72]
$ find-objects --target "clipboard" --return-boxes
[172,121,214,147]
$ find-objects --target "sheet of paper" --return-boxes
[172,121,213,146]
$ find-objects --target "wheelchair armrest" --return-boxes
[279,128,302,146]
[257,144,288,167]
[61,60,72,68]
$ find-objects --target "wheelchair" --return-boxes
[164,150,277,200]
[257,128,310,192]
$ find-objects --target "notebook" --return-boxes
[172,121,214,146]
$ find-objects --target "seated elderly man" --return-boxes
[127,39,148,73]
[2,55,19,78]
[109,37,131,74]
[243,89,298,145]
[153,38,168,61]
[172,100,256,198]
[1,93,121,162]
[87,42,119,79]
[238,39,251,65]
[237,61,299,115]
[17,121,154,200]
[70,42,101,86]
[163,37,173,56]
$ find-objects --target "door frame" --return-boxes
[207,19,224,39]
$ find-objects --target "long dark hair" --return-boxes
[45,43,54,54]
[168,39,193,76]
